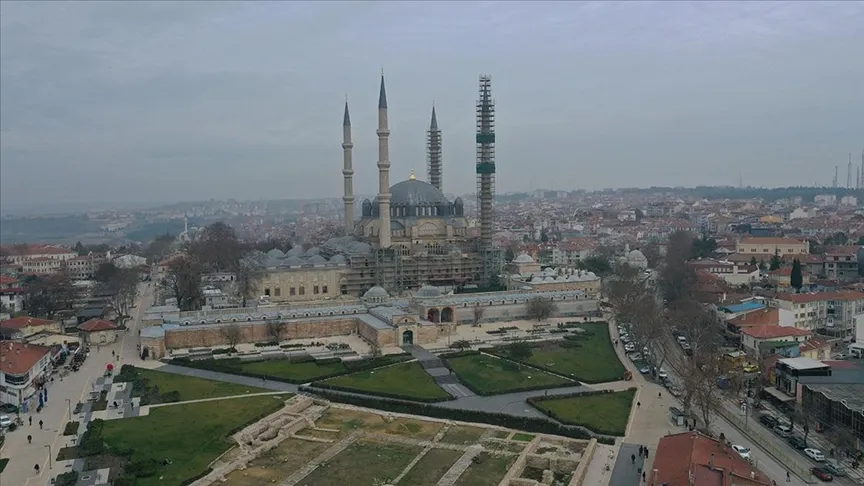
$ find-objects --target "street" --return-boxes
[0,282,152,486]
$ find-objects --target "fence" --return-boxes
[715,404,815,484]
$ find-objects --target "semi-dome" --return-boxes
[514,253,535,264]
[329,254,347,264]
[305,247,321,257]
[307,255,327,264]
[285,247,303,257]
[266,249,285,259]
[283,256,302,266]
[415,285,443,299]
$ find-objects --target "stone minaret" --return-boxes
[342,101,355,233]
[427,105,442,191]
[376,74,392,248]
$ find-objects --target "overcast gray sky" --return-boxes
[2,1,863,211]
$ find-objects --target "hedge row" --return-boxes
[526,388,637,437]
[310,382,455,403]
[301,386,615,445]
[169,353,411,385]
[437,350,480,359]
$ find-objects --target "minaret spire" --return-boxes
[342,100,355,233]
[376,73,391,248]
[427,104,442,191]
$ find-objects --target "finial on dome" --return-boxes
[409,169,416,180]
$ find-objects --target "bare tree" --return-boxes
[472,305,485,327]
[161,255,203,311]
[220,323,243,350]
[189,222,244,272]
[236,250,267,307]
[659,230,697,304]
[525,297,558,322]
[23,272,76,319]
[791,396,816,444]
[265,318,286,343]
[605,264,648,324]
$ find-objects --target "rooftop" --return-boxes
[78,319,119,332]
[0,341,52,375]
[778,356,829,370]
[0,316,58,330]
[719,302,765,314]
[649,431,770,486]
[740,325,810,340]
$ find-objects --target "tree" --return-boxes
[605,264,649,326]
[94,262,120,283]
[265,318,286,342]
[220,323,242,350]
[769,249,782,271]
[641,243,662,269]
[659,230,697,304]
[472,305,485,327]
[23,273,76,319]
[634,208,644,222]
[161,255,203,311]
[525,297,558,322]
[790,259,803,291]
[749,256,758,266]
[577,256,612,276]
[188,222,243,272]
[97,265,139,318]
[792,397,815,444]
[540,229,549,243]
[73,241,86,256]
[236,251,267,307]
[691,234,718,259]
[144,234,176,264]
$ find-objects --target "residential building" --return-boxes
[770,291,864,338]
[766,267,811,288]
[0,341,53,406]
[687,259,760,286]
[773,356,831,398]
[801,361,864,439]
[77,318,120,344]
[735,237,808,256]
[0,317,61,340]
[740,325,811,355]
[0,244,76,265]
[550,239,597,266]
[823,246,861,280]
[649,431,772,486]
[0,275,24,313]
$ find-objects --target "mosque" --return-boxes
[255,74,489,300]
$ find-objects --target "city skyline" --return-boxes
[2,1,864,212]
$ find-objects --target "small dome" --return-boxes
[305,247,321,257]
[415,285,443,299]
[363,286,389,299]
[307,255,327,264]
[555,276,567,282]
[283,256,302,266]
[628,249,646,260]
[349,241,373,254]
[543,276,556,283]
[266,249,285,258]
[285,247,303,257]
[329,254,347,264]
[514,253,535,264]
[585,271,597,279]
[531,277,543,283]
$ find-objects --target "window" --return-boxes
[290,287,296,296]
[340,284,348,295]
[274,287,281,297]
[264,287,271,296]
[299,286,305,296]
[322,285,328,294]
[314,285,319,294]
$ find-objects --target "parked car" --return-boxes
[677,336,688,345]
[810,467,833,482]
[658,368,668,380]
[759,414,779,428]
[805,448,826,462]
[788,436,808,449]
[639,365,651,374]
[731,445,751,461]
[821,463,846,477]
[773,424,793,438]
[742,363,759,373]
[0,403,18,414]
[624,343,636,352]
[0,415,11,428]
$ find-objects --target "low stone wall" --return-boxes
[568,439,597,486]
[164,318,358,349]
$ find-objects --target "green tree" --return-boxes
[691,235,718,258]
[577,256,612,276]
[790,259,803,290]
[749,257,758,266]
[540,229,549,243]
[769,250,782,271]
[634,208,644,222]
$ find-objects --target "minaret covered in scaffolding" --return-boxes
[476,75,496,252]
[427,105,442,191]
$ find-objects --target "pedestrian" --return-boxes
[637,467,642,475]
[645,449,649,459]
[27,434,32,444]
[639,445,644,456]
[29,416,32,426]
[642,471,646,482]
[262,375,267,383]
[112,350,115,357]
[658,392,662,398]
[637,401,641,408]
[786,471,790,482]
[39,419,43,430]
[631,453,636,464]
[34,464,40,474]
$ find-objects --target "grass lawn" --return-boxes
[522,323,626,383]
[397,448,464,486]
[454,452,516,486]
[121,366,269,401]
[512,433,534,442]
[300,440,422,486]
[530,389,635,436]
[446,354,574,395]
[318,362,451,401]
[101,394,287,485]
[441,426,486,445]
[235,359,346,382]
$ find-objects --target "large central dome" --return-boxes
[378,179,450,206]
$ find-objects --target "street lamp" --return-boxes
[45,444,52,469]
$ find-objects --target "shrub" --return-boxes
[254,341,279,347]
[113,476,137,486]
[211,347,235,355]
[127,458,160,478]
[301,386,615,445]
[63,421,79,436]
[315,357,342,365]
[311,382,454,403]
[79,419,105,456]
[438,350,480,359]
[55,471,79,486]
[160,390,181,403]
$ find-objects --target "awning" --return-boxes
[763,386,795,402]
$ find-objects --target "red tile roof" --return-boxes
[728,308,779,328]
[740,237,805,245]
[649,432,772,486]
[741,324,811,340]
[78,319,118,332]
[772,290,864,303]
[0,276,19,286]
[0,341,51,375]
[0,316,58,330]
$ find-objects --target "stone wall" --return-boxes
[453,299,599,323]
[164,318,359,349]
[569,439,597,486]
[141,335,165,359]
